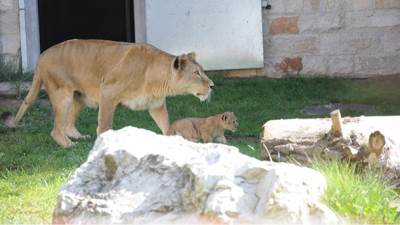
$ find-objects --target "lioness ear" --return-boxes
[187,52,196,60]
[172,55,187,71]
[221,114,227,121]
[173,56,180,70]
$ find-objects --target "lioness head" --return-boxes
[172,52,214,101]
[220,112,239,132]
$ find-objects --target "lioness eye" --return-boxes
[194,71,201,76]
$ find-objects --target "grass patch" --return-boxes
[0,59,33,82]
[0,75,399,223]
[313,160,399,224]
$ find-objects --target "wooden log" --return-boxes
[343,145,359,160]
[330,110,343,137]
[260,116,400,178]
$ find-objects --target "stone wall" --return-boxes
[224,0,400,78]
[0,0,20,66]
[0,1,398,78]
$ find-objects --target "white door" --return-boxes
[144,0,264,70]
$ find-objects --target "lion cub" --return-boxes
[167,112,238,144]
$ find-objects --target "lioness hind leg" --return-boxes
[48,88,75,148]
[65,96,90,139]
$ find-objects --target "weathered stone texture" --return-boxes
[269,16,299,34]
[0,9,19,34]
[303,0,321,12]
[274,57,303,73]
[299,13,343,33]
[320,0,346,12]
[0,34,20,55]
[0,0,13,11]
[326,56,355,76]
[261,0,400,78]
[383,29,400,55]
[0,0,20,61]
[354,55,400,76]
[375,0,400,9]
[284,0,304,14]
[320,32,383,56]
[346,10,400,28]
[351,0,374,11]
[265,35,320,56]
[266,0,286,14]
[301,56,327,76]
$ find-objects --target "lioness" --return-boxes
[2,39,214,147]
[167,112,238,144]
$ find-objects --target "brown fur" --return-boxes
[2,39,214,147]
[167,112,238,144]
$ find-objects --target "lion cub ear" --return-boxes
[187,52,196,60]
[172,55,187,71]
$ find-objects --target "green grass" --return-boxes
[313,160,399,224]
[0,59,32,82]
[0,75,400,223]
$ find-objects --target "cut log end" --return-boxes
[368,131,386,156]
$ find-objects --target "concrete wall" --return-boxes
[0,0,20,65]
[224,0,400,78]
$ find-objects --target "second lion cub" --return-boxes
[167,112,238,144]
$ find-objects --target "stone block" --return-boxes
[346,10,400,28]
[0,9,20,34]
[0,33,20,55]
[284,0,304,14]
[326,56,355,76]
[265,35,320,56]
[303,0,321,13]
[264,0,285,14]
[375,0,400,9]
[320,0,346,12]
[352,0,374,11]
[301,56,327,76]
[354,55,400,76]
[383,29,400,56]
[299,13,343,33]
[321,31,383,56]
[0,0,14,11]
[262,56,287,78]
[274,57,303,73]
[269,16,299,34]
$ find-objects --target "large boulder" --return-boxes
[53,127,337,224]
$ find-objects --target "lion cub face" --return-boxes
[172,52,214,101]
[220,112,239,132]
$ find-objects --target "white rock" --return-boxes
[53,127,337,225]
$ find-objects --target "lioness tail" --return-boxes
[1,73,42,128]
